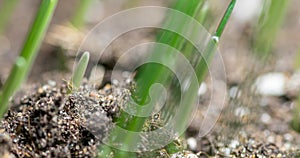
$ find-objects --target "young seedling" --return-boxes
[253,0,289,60]
[101,0,236,157]
[71,51,90,90]
[0,0,58,118]
[0,0,19,35]
[71,0,92,29]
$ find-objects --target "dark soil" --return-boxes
[0,80,299,158]
[1,0,300,158]
[0,81,129,158]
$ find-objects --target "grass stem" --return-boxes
[0,57,26,117]
[0,0,58,118]
[214,0,236,38]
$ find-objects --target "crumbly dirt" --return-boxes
[0,80,299,158]
[0,81,131,158]
[1,0,300,157]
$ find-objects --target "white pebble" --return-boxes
[254,72,287,96]
[48,80,56,87]
[187,137,197,151]
[186,153,198,158]
[224,148,231,156]
[283,133,293,141]
[229,86,241,98]
[229,140,239,149]
[267,136,275,143]
[261,113,271,124]
[283,143,292,150]
[198,83,207,96]
[234,107,250,117]
[233,0,262,23]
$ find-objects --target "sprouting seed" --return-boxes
[71,51,90,90]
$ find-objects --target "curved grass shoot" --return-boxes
[71,51,90,90]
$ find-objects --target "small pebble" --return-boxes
[261,113,271,124]
[187,137,197,151]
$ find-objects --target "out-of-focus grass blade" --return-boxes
[292,47,300,132]
[0,0,19,35]
[253,0,289,59]
[291,97,300,133]
[71,0,92,29]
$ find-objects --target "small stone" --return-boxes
[187,137,197,151]
[261,113,271,124]
[229,140,239,149]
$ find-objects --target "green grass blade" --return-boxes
[104,0,236,157]
[214,0,236,38]
[0,0,19,35]
[109,1,205,157]
[71,0,92,29]
[71,51,90,89]
[20,0,58,71]
[133,0,203,106]
[253,0,289,59]
[0,57,26,117]
[0,0,58,118]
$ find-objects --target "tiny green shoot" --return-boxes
[71,51,90,90]
[0,0,58,118]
